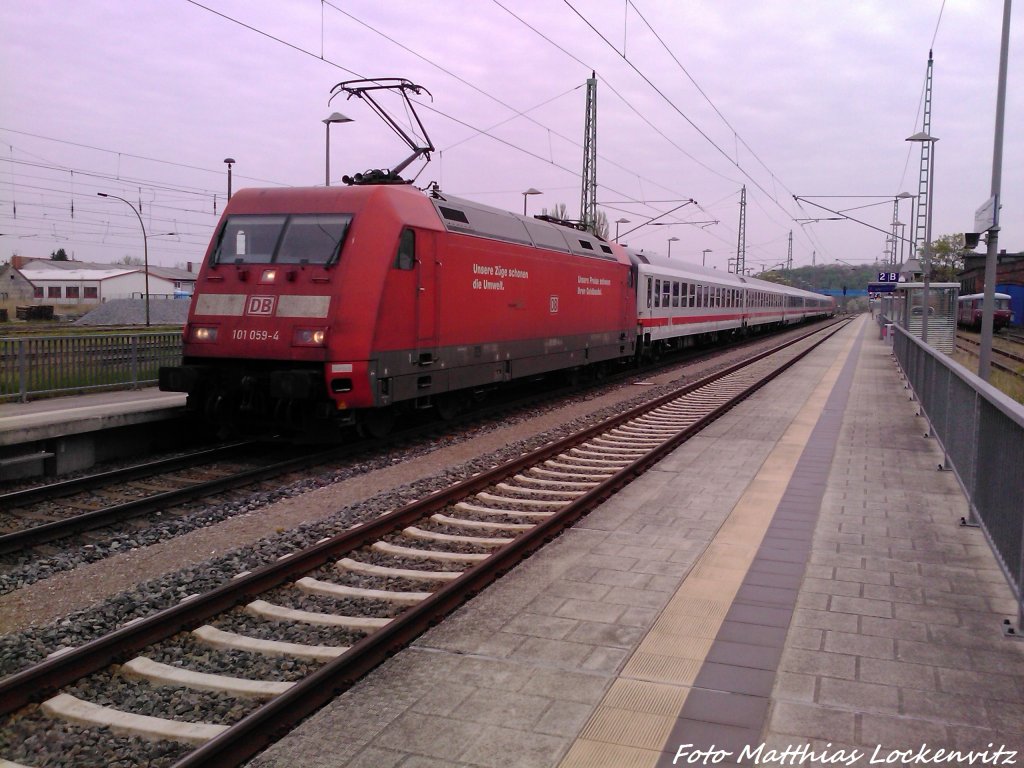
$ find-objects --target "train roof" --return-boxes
[626,251,830,301]
[959,292,1011,301]
[425,189,627,264]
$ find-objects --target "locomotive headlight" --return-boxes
[260,269,277,283]
[191,325,219,342]
[292,327,327,346]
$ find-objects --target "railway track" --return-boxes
[0,319,848,768]
[954,332,1024,378]
[0,320,839,569]
[0,442,346,556]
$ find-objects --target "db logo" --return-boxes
[549,295,559,314]
[247,295,276,315]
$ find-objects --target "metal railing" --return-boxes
[892,324,1024,631]
[0,333,182,403]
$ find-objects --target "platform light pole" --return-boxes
[223,158,235,200]
[894,192,914,266]
[667,237,679,258]
[614,217,630,242]
[323,112,353,187]
[702,249,712,267]
[522,188,541,216]
[97,192,150,327]
[906,131,938,344]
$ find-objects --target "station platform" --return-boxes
[249,314,1024,768]
[0,389,186,479]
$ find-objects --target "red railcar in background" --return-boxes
[957,292,1013,331]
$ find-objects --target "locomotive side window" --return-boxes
[395,228,416,270]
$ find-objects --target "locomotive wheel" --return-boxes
[359,408,396,439]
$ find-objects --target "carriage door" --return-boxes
[413,230,438,353]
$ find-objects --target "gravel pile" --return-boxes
[74,298,188,326]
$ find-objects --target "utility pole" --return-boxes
[735,186,746,274]
[886,198,899,266]
[579,72,598,235]
[978,0,1012,382]
[786,230,793,271]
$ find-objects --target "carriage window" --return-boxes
[394,228,416,270]
[654,279,661,308]
[672,281,680,308]
[646,277,653,309]
[688,283,695,307]
[662,280,671,307]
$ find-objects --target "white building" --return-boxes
[17,266,177,306]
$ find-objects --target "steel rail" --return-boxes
[175,320,847,768]
[0,442,252,508]
[0,444,347,554]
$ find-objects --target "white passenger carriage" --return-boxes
[629,252,834,357]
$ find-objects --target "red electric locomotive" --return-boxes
[159,184,637,437]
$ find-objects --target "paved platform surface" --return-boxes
[249,315,1024,768]
[0,388,185,447]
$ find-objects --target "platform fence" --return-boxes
[0,333,182,403]
[892,325,1024,631]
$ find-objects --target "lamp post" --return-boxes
[97,192,150,327]
[614,217,630,242]
[702,248,711,267]
[522,188,541,216]
[223,158,235,200]
[894,192,914,267]
[906,131,938,343]
[323,112,353,187]
[667,236,679,258]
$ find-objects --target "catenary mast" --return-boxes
[580,72,598,235]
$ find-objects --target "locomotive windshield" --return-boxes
[212,213,352,265]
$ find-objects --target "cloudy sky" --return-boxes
[1,1,1019,275]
